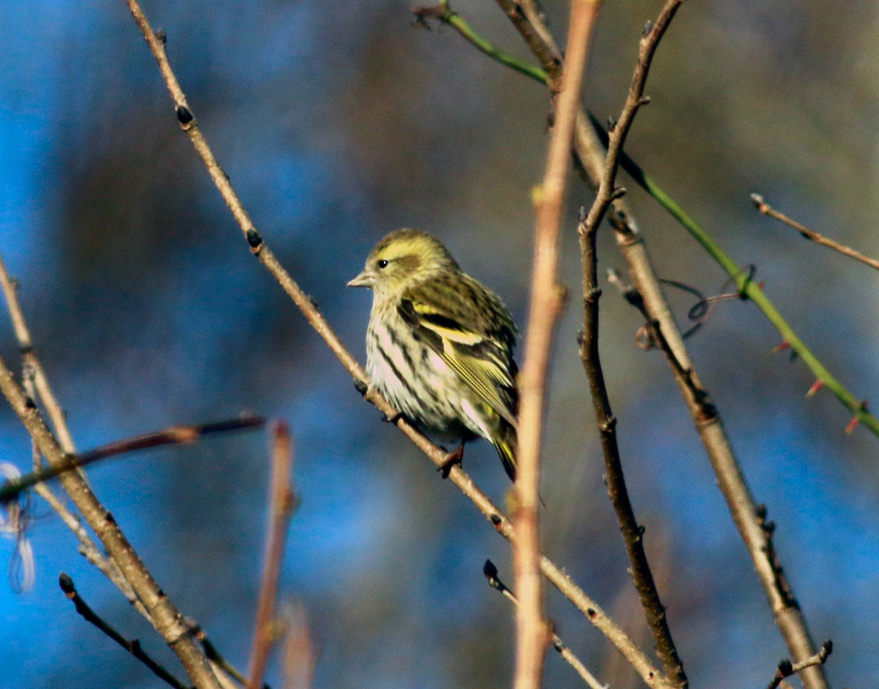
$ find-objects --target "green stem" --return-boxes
[435,6,878,437]
[436,3,548,84]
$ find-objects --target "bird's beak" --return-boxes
[347,269,374,288]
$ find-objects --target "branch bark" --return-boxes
[514,2,601,686]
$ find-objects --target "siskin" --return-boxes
[348,229,519,480]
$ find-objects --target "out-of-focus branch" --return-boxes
[0,249,152,612]
[0,416,264,504]
[489,3,829,687]
[579,211,685,688]
[514,2,600,688]
[421,5,879,440]
[752,193,879,272]
[484,561,606,689]
[0,352,222,689]
[121,3,669,685]
[247,423,298,689]
[58,573,189,689]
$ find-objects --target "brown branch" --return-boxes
[492,4,830,687]
[752,193,879,272]
[247,423,298,689]
[767,640,833,689]
[578,212,686,688]
[484,561,606,689]
[59,573,191,689]
[0,249,152,614]
[121,4,671,686]
[515,2,601,688]
[0,415,265,503]
[0,352,223,689]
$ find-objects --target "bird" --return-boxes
[348,228,519,481]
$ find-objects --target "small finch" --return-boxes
[348,229,519,480]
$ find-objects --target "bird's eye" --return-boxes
[377,259,389,269]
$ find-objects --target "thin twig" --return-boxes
[492,4,830,687]
[578,211,686,688]
[59,573,191,689]
[767,640,833,689]
[515,2,600,688]
[0,249,151,615]
[247,423,298,689]
[484,561,607,689]
[195,629,270,689]
[0,415,265,503]
[0,352,223,689]
[122,4,669,685]
[752,193,879,272]
[425,2,879,438]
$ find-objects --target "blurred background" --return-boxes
[2,0,879,687]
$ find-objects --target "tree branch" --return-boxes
[514,2,601,688]
[247,423,298,689]
[119,3,672,685]
[579,211,686,687]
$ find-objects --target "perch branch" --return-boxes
[121,2,670,685]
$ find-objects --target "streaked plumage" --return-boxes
[348,229,519,480]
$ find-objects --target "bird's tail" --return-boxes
[493,421,518,482]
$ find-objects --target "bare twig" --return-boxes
[752,193,879,272]
[0,415,265,503]
[0,352,222,689]
[427,2,879,439]
[122,4,669,685]
[484,561,606,689]
[578,212,685,688]
[247,423,298,689]
[59,573,191,689]
[492,4,829,687]
[0,249,151,614]
[514,3,601,688]
[767,640,833,689]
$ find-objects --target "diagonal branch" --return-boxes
[490,3,829,687]
[121,2,672,686]
[752,193,879,272]
[0,352,222,689]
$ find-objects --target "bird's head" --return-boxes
[348,229,459,297]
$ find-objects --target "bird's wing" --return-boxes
[398,292,518,430]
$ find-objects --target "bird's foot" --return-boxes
[438,443,465,479]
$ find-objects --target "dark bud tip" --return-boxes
[586,607,596,618]
[155,29,167,45]
[750,193,765,208]
[245,228,263,248]
[483,559,498,579]
[175,105,194,125]
[354,379,368,396]
[778,659,793,675]
[642,19,654,37]
[58,572,75,593]
[822,639,833,654]
[607,116,617,132]
[24,395,37,410]
[490,513,502,526]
